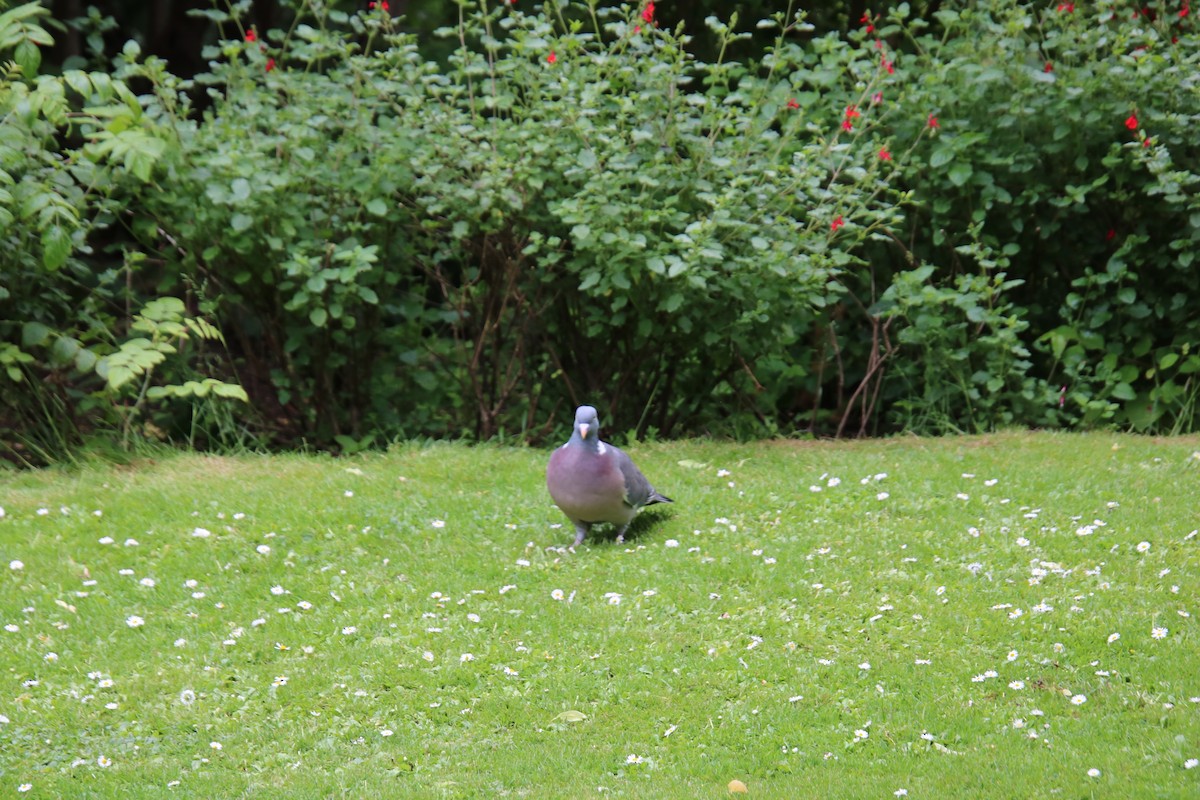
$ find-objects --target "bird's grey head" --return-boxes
[574,405,600,441]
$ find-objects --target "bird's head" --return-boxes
[574,405,599,441]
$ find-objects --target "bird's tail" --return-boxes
[646,489,673,505]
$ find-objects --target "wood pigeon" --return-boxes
[546,405,673,546]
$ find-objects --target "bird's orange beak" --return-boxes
[579,423,590,440]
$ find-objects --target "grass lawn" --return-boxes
[1,432,1198,798]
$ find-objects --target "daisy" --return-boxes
[126,615,144,628]
[1152,626,1168,639]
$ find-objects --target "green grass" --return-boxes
[1,433,1198,798]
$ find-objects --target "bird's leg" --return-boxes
[615,524,630,545]
[572,523,589,547]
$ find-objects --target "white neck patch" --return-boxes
[597,443,607,455]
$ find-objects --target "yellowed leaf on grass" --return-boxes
[727,779,748,793]
[553,710,587,723]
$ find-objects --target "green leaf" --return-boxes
[947,162,972,187]
[212,383,249,402]
[14,38,41,75]
[106,364,135,390]
[74,348,97,373]
[50,336,80,364]
[929,147,954,169]
[553,710,587,723]
[310,307,328,327]
[231,178,252,203]
[42,224,72,270]
[1110,382,1136,401]
[21,322,52,348]
[366,198,388,217]
[230,213,253,233]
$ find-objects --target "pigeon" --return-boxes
[546,405,673,546]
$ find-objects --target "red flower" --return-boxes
[878,147,892,161]
[634,24,642,34]
[547,51,557,64]
[1182,3,1191,17]
[882,58,894,74]
[642,2,655,24]
[831,216,845,232]
[927,114,939,129]
[368,1,390,9]
[861,12,875,33]
[842,119,854,131]
[1044,61,1054,72]
[245,29,257,43]
[787,99,800,110]
[265,57,275,72]
[872,92,883,105]
[1106,228,1116,241]
[845,105,861,120]
[1056,2,1075,11]
[1125,113,1139,130]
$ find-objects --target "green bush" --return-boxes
[876,1,1200,432]
[4,0,1199,458]
[135,2,905,444]
[0,2,243,463]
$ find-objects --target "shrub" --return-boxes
[135,2,906,444]
[6,0,1198,456]
[0,2,243,463]
[874,0,1200,432]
